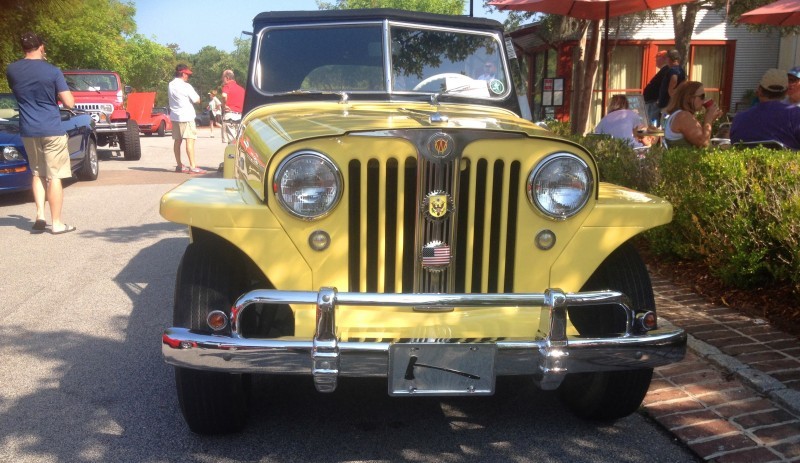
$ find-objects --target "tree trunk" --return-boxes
[571,20,600,135]
[671,3,701,70]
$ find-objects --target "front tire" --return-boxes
[120,120,141,161]
[78,138,98,181]
[173,241,250,434]
[558,241,655,421]
[157,121,166,137]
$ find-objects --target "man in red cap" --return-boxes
[168,64,204,174]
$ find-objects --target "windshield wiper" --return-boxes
[276,90,350,103]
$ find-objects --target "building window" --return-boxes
[589,45,644,130]
[690,46,725,107]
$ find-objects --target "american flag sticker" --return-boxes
[422,244,451,266]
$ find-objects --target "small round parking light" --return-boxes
[535,229,556,250]
[309,230,331,251]
[206,310,229,331]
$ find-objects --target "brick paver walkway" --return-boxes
[643,274,800,462]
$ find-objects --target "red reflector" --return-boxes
[642,312,658,330]
[207,310,228,331]
[162,333,182,348]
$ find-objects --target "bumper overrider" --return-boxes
[162,288,686,395]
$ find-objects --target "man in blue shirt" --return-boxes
[731,68,800,150]
[6,32,76,234]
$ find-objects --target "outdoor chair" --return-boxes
[732,140,787,150]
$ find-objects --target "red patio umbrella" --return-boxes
[490,0,695,114]
[739,0,800,26]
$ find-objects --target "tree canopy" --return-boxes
[0,0,250,106]
[318,0,465,15]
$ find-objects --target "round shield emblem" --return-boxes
[426,132,455,160]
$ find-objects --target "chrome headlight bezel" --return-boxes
[273,150,343,220]
[2,146,22,161]
[527,152,594,220]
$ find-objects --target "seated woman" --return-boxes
[663,81,722,148]
[594,95,648,148]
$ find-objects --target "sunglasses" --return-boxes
[789,76,799,84]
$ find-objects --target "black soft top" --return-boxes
[253,8,503,32]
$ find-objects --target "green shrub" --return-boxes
[542,122,800,295]
[647,146,800,292]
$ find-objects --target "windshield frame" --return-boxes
[250,18,510,101]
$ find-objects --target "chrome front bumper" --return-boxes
[94,121,128,133]
[162,288,687,393]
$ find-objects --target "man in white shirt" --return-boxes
[168,64,204,174]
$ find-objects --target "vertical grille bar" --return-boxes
[359,160,369,292]
[377,161,387,292]
[497,161,511,292]
[463,159,478,293]
[480,160,496,293]
[394,159,406,293]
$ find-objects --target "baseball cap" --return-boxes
[788,67,800,79]
[175,64,193,76]
[667,49,681,61]
[760,68,788,92]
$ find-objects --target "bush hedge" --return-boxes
[552,119,800,297]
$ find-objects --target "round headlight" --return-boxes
[527,153,593,219]
[273,151,342,219]
[3,146,22,161]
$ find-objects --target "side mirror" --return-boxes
[124,85,132,94]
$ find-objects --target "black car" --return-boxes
[194,109,211,127]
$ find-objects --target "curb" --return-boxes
[677,320,800,417]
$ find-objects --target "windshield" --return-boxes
[64,73,119,92]
[0,94,19,122]
[254,22,508,99]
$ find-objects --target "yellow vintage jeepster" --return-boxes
[160,9,686,434]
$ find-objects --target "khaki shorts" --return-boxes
[22,135,71,179]
[172,121,198,140]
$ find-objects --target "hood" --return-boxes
[127,92,156,122]
[0,122,22,145]
[242,101,548,153]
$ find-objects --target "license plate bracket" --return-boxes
[388,343,496,396]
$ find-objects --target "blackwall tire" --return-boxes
[157,121,166,137]
[558,368,654,421]
[558,241,655,420]
[78,138,98,181]
[172,241,250,434]
[121,120,141,161]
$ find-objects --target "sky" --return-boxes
[132,0,509,54]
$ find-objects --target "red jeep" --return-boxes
[63,70,142,160]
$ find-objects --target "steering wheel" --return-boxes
[413,73,472,91]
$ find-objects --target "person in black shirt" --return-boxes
[657,50,687,118]
[643,50,668,127]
